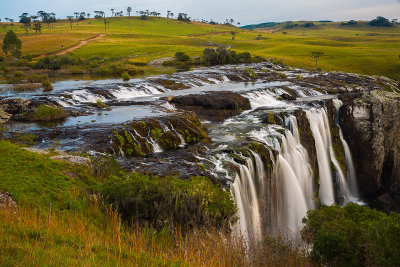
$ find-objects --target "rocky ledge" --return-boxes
[164,92,251,122]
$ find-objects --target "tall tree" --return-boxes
[87,13,90,19]
[74,12,79,25]
[111,9,114,17]
[311,51,324,68]
[167,10,171,19]
[33,21,42,34]
[127,7,132,16]
[2,30,22,58]
[67,16,74,29]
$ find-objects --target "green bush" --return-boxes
[102,174,237,230]
[96,99,108,108]
[33,105,67,121]
[174,52,190,62]
[302,203,400,266]
[42,80,53,91]
[92,155,124,179]
[34,55,81,70]
[121,71,130,81]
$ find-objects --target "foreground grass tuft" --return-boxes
[33,104,68,121]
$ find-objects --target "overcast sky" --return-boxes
[1,0,400,25]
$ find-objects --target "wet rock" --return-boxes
[165,92,251,122]
[110,112,210,157]
[0,107,11,123]
[0,192,18,212]
[0,98,67,122]
[155,79,190,90]
[340,90,400,199]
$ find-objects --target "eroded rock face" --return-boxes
[165,92,251,122]
[340,90,400,200]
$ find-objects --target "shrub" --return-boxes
[302,203,400,266]
[92,155,124,179]
[175,52,190,62]
[33,105,67,121]
[96,99,108,108]
[13,83,41,92]
[369,16,393,27]
[102,174,237,230]
[243,67,258,79]
[14,71,23,77]
[27,74,48,83]
[0,56,4,62]
[34,55,81,70]
[121,71,130,81]
[42,80,53,91]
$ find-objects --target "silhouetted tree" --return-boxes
[67,16,74,29]
[33,21,42,34]
[369,16,393,27]
[127,7,132,16]
[20,13,31,34]
[2,30,22,57]
[74,12,79,25]
[230,31,237,40]
[311,51,323,68]
[111,9,114,17]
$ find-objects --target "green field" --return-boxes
[1,17,400,80]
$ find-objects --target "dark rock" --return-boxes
[340,90,400,199]
[165,91,251,122]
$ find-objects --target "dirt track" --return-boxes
[55,34,106,56]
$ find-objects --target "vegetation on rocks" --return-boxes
[33,104,68,121]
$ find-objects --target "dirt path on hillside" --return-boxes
[37,34,106,58]
[55,34,106,56]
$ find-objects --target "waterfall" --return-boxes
[231,116,315,242]
[333,99,360,199]
[231,156,263,244]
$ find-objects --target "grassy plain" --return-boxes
[1,17,400,80]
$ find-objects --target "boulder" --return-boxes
[165,91,251,121]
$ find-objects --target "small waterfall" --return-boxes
[231,156,262,244]
[306,108,335,205]
[333,99,360,199]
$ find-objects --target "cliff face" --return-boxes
[340,90,400,204]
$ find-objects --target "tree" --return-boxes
[369,16,393,27]
[177,13,190,22]
[2,30,22,58]
[67,16,74,29]
[103,19,109,30]
[111,9,114,17]
[74,12,79,25]
[20,14,31,34]
[87,13,90,19]
[127,7,132,16]
[167,10,171,19]
[230,31,237,40]
[33,21,42,34]
[311,51,323,68]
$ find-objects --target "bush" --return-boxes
[302,203,400,266]
[0,56,3,62]
[102,174,237,230]
[243,67,258,79]
[42,80,53,91]
[96,99,108,108]
[369,16,393,27]
[33,105,67,121]
[92,155,124,179]
[175,52,190,62]
[121,71,130,81]
[34,55,81,70]
[27,74,48,83]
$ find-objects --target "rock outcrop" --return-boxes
[0,192,18,212]
[340,90,400,204]
[165,92,251,122]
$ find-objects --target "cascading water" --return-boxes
[305,108,336,205]
[333,99,360,199]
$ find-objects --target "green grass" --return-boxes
[1,18,399,80]
[33,105,68,121]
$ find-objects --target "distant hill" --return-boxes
[241,22,280,30]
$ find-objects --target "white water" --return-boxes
[306,108,335,205]
[333,99,360,199]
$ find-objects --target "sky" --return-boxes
[1,0,400,25]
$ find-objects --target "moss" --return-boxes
[158,79,190,90]
[150,128,163,140]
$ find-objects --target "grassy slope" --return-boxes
[0,18,399,79]
[0,141,250,266]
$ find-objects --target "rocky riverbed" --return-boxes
[2,62,400,240]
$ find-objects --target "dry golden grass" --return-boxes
[0,195,312,266]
